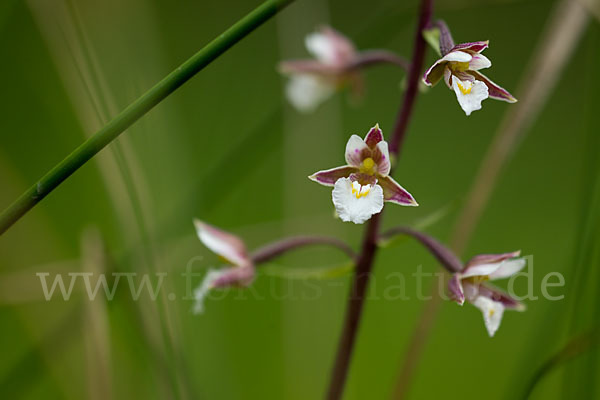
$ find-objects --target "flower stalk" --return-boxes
[251,235,357,263]
[326,0,433,398]
[192,220,358,313]
[0,0,295,236]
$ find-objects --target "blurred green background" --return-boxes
[1,0,599,399]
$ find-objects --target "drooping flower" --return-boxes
[423,41,517,116]
[309,124,417,224]
[279,26,362,112]
[448,251,526,336]
[192,219,254,314]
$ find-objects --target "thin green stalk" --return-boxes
[0,0,294,235]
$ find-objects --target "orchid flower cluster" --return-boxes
[192,22,523,337]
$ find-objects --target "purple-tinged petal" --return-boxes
[423,51,471,86]
[462,281,480,302]
[469,71,517,103]
[466,251,521,268]
[423,60,447,86]
[469,53,491,71]
[449,274,465,305]
[460,263,502,279]
[379,175,418,206]
[450,41,489,54]
[364,123,384,148]
[373,141,391,177]
[193,219,250,268]
[443,51,472,63]
[212,266,255,288]
[345,134,370,167]
[479,284,526,311]
[192,266,254,314]
[305,26,357,67]
[489,258,526,280]
[444,67,452,88]
[309,165,357,187]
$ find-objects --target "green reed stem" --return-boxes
[0,0,294,235]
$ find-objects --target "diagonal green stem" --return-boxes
[0,0,294,236]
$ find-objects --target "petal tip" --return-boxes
[193,218,205,231]
[514,250,522,257]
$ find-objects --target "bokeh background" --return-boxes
[1,0,599,399]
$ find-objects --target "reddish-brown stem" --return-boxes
[379,226,462,273]
[326,1,433,399]
[346,50,410,72]
[389,0,433,157]
[326,213,382,400]
[251,235,357,263]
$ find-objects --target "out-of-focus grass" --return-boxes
[0,0,597,399]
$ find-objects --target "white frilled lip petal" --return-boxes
[472,295,505,337]
[192,268,223,314]
[489,258,527,280]
[345,134,369,167]
[285,74,335,113]
[194,219,250,268]
[332,177,384,224]
[192,267,254,314]
[452,78,489,116]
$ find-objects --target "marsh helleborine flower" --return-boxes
[192,219,254,314]
[309,124,417,224]
[279,26,361,112]
[449,251,526,336]
[423,41,517,116]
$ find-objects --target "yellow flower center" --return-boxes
[360,157,376,174]
[351,181,371,199]
[489,308,495,317]
[457,80,473,95]
[465,275,490,285]
[452,61,470,72]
